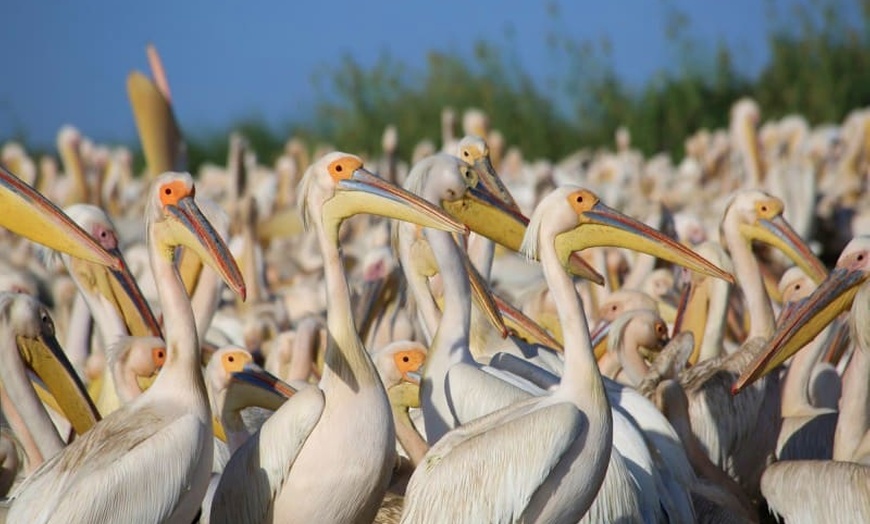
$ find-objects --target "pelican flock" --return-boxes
[2,44,870,523]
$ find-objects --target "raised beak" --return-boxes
[492,294,564,350]
[740,215,827,284]
[325,168,467,235]
[733,266,866,393]
[127,44,185,178]
[556,202,734,284]
[0,164,120,270]
[166,196,246,300]
[18,332,100,436]
[224,363,295,413]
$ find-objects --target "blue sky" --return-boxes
[1,1,790,148]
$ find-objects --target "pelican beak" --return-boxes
[18,332,100,436]
[590,320,612,360]
[165,196,246,300]
[405,370,422,385]
[388,381,421,409]
[175,246,204,297]
[225,363,295,413]
[442,181,528,251]
[68,252,163,338]
[257,206,304,242]
[127,65,185,177]
[492,294,564,350]
[469,153,522,214]
[739,214,827,284]
[733,266,866,393]
[326,168,467,235]
[0,164,120,270]
[463,254,508,337]
[556,200,734,284]
[443,179,604,284]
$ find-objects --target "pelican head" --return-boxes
[207,346,294,441]
[147,172,246,299]
[722,189,827,284]
[61,204,162,337]
[299,152,467,241]
[106,336,166,394]
[0,164,118,269]
[456,136,521,215]
[590,290,660,359]
[0,292,99,435]
[373,341,427,388]
[734,236,870,392]
[522,186,734,283]
[606,309,670,361]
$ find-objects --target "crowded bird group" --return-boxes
[0,45,868,523]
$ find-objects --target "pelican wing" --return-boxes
[209,386,324,524]
[403,398,585,523]
[9,409,209,524]
[446,363,536,424]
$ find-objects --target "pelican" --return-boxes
[676,189,826,497]
[401,186,731,523]
[52,204,163,415]
[209,153,467,523]
[734,236,870,521]
[0,292,99,477]
[8,172,246,523]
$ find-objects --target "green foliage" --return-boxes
[76,0,870,172]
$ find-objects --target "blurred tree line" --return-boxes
[182,0,870,169]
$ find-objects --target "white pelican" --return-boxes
[734,236,870,521]
[8,172,246,523]
[401,186,731,523]
[676,189,826,497]
[209,153,467,523]
[0,292,99,476]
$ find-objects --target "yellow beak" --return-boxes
[733,266,865,393]
[18,333,100,436]
[323,168,468,237]
[0,164,119,270]
[555,201,734,284]
[163,196,247,300]
[739,214,827,285]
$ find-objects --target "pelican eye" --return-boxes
[228,355,235,363]
[402,355,410,363]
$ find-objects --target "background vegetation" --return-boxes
[14,0,870,170]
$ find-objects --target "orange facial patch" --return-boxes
[393,349,426,376]
[152,346,167,367]
[158,180,193,207]
[222,350,251,373]
[567,189,599,214]
[755,198,783,220]
[327,156,363,182]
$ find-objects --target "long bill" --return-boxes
[739,214,827,285]
[224,363,296,413]
[18,332,100,436]
[0,164,120,270]
[442,181,603,284]
[323,168,468,237]
[555,201,735,284]
[733,266,865,393]
[165,196,247,300]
